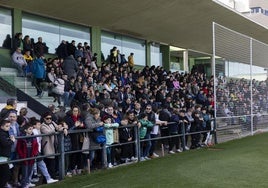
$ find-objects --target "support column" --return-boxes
[12,8,22,36]
[91,26,101,65]
[146,41,151,67]
[160,44,170,71]
[183,50,189,73]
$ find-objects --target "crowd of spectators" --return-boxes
[1,32,268,187]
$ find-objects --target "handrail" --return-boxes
[0,120,217,181]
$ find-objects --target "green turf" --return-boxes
[41,133,268,188]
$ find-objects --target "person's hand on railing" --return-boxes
[120,119,128,126]
[63,128,68,136]
[160,121,167,126]
[75,121,84,128]
[10,135,15,142]
[137,122,141,128]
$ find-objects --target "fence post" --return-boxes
[181,122,186,151]
[102,129,107,168]
[58,132,65,180]
[134,125,140,161]
[213,118,218,144]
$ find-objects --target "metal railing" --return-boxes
[0,120,217,181]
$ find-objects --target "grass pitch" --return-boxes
[41,132,268,188]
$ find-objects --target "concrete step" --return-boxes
[0,67,18,73]
[0,67,65,111]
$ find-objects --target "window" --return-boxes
[101,31,146,66]
[0,7,12,49]
[150,43,162,67]
[22,13,90,54]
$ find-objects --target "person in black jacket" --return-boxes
[0,119,15,188]
[158,104,171,149]
[119,111,139,163]
[190,110,203,149]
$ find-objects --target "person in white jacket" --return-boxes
[103,115,119,168]
[11,47,27,77]
[31,117,59,185]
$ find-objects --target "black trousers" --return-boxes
[0,163,11,187]
[44,158,56,179]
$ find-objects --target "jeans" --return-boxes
[63,91,75,107]
[141,133,152,157]
[38,160,51,181]
[149,134,158,156]
[21,164,33,187]
[30,160,51,182]
[13,63,25,77]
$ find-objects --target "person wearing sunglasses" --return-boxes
[40,111,60,180]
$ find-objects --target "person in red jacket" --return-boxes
[17,123,38,188]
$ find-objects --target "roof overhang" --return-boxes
[1,0,268,67]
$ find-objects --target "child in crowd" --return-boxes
[17,123,38,188]
[103,115,119,168]
[31,117,59,184]
[138,113,153,161]
[0,119,15,188]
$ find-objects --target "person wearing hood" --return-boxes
[32,56,46,97]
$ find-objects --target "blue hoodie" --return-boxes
[32,58,46,79]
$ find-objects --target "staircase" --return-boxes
[0,67,59,117]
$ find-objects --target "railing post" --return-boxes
[181,122,186,151]
[58,132,65,180]
[134,125,140,161]
[213,118,218,144]
[102,129,107,168]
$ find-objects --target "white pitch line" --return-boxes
[81,182,100,188]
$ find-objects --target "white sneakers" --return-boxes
[176,149,183,153]
[168,150,175,154]
[152,153,159,157]
[131,156,138,161]
[144,156,151,160]
[108,163,113,168]
[47,178,58,184]
[27,183,36,187]
[140,157,146,161]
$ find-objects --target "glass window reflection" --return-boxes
[0,8,12,49]
[22,14,90,54]
[101,31,146,66]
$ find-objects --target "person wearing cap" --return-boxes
[12,47,27,77]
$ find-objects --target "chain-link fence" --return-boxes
[213,23,268,143]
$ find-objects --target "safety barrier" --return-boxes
[0,120,217,182]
